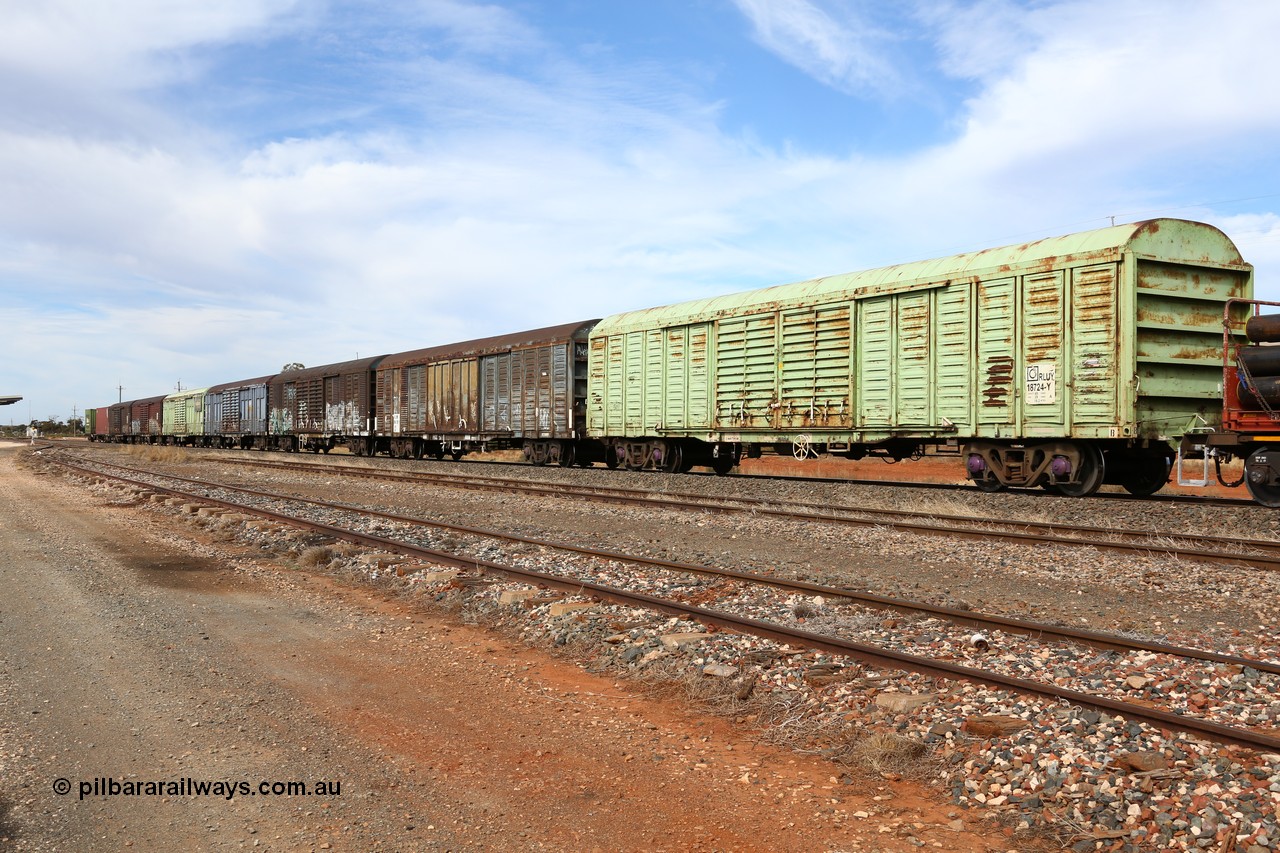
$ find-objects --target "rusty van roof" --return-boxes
[592,219,1250,335]
[379,321,598,370]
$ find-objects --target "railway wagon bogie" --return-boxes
[964,439,1173,497]
[587,219,1251,485]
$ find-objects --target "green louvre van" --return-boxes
[586,219,1252,495]
[161,387,209,447]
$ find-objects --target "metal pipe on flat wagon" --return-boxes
[1239,345,1280,375]
[1246,314,1280,343]
[1241,376,1280,407]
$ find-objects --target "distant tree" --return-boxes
[282,362,305,371]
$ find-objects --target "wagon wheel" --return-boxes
[557,443,576,468]
[450,449,463,461]
[660,443,683,474]
[1121,452,1171,497]
[792,435,813,460]
[974,477,1006,493]
[1056,444,1105,497]
[710,446,736,475]
[1246,446,1280,507]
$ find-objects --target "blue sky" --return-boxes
[3,0,1280,424]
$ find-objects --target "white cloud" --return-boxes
[919,0,1037,81]
[4,0,1280,420]
[731,0,902,96]
[406,0,541,56]
[0,0,300,88]
[933,0,1280,169]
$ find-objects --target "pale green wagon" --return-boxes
[585,218,1252,495]
[161,387,210,446]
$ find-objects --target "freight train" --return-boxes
[88,218,1280,506]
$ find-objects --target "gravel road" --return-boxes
[0,443,1010,852]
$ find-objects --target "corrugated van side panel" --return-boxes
[1069,264,1120,427]
[481,353,506,432]
[405,365,427,432]
[431,360,479,433]
[894,293,932,427]
[109,404,126,437]
[205,392,223,435]
[687,324,711,430]
[532,343,552,432]
[664,327,688,429]
[551,343,570,436]
[779,305,851,429]
[976,278,1017,434]
[779,309,816,428]
[244,385,267,434]
[935,284,973,432]
[1020,271,1066,434]
[1134,259,1251,436]
[625,331,645,433]
[714,314,778,430]
[374,367,395,434]
[184,394,204,437]
[606,335,626,434]
[714,317,747,428]
[856,296,893,427]
[643,329,663,432]
[163,397,181,436]
[587,337,606,434]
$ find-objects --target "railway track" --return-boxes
[130,450,1280,570]
[53,452,1280,754]
[61,438,1260,507]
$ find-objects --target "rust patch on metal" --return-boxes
[982,357,1014,406]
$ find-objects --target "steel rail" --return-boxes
[64,454,1280,676]
[54,456,1280,753]
[60,439,1259,508]
[172,453,1280,570]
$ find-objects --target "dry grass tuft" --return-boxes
[299,545,335,567]
[330,541,363,558]
[790,598,820,620]
[123,445,189,464]
[622,658,758,717]
[751,691,936,778]
[842,730,930,775]
[468,449,525,463]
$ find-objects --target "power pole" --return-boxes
[118,384,124,403]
